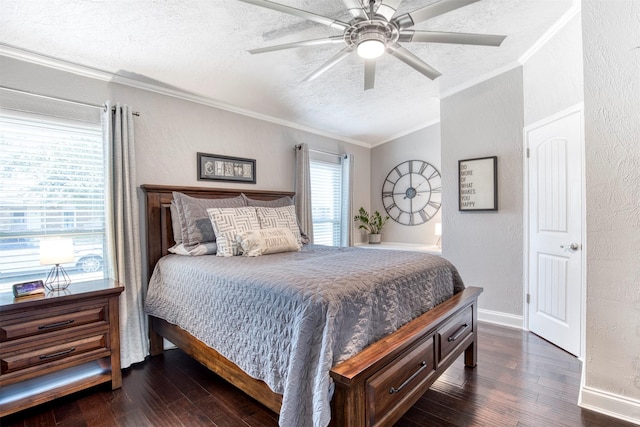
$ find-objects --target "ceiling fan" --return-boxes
[238,0,506,90]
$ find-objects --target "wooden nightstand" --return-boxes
[355,242,442,255]
[0,279,124,417]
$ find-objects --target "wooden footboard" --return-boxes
[330,286,482,427]
[148,287,481,427]
[141,185,483,426]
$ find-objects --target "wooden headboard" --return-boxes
[140,185,295,278]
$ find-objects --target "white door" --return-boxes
[526,108,583,356]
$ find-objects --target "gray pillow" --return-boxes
[242,193,293,207]
[170,201,182,244]
[172,191,246,247]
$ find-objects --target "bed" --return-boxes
[141,184,482,427]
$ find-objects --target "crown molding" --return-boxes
[372,118,441,147]
[438,60,522,99]
[518,2,581,64]
[440,1,581,100]
[0,43,371,148]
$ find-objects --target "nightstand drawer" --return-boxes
[0,279,124,417]
[1,306,107,342]
[1,333,108,374]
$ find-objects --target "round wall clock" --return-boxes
[382,160,442,226]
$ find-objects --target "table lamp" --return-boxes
[40,238,74,291]
[435,223,442,248]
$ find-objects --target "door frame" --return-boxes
[522,103,586,360]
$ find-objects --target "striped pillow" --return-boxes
[207,207,259,257]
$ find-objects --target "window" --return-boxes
[310,155,348,246]
[0,107,106,291]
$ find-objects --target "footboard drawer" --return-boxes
[437,306,473,362]
[365,335,435,427]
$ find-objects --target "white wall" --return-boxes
[523,12,584,126]
[369,124,441,245]
[0,55,371,246]
[440,68,525,317]
[580,0,640,421]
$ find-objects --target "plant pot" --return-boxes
[368,233,381,244]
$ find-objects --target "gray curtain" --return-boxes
[103,101,148,369]
[341,153,354,247]
[295,143,313,243]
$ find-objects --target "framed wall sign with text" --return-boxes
[458,156,498,211]
[197,153,256,184]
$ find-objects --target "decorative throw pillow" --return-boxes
[207,207,259,257]
[245,195,310,244]
[172,192,246,248]
[241,193,294,207]
[255,205,303,245]
[236,228,301,257]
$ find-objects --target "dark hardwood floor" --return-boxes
[3,323,635,427]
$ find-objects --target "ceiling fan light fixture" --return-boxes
[357,39,385,58]
[356,27,387,59]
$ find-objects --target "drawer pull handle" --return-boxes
[39,347,76,360]
[448,323,469,342]
[38,319,75,330]
[389,361,427,395]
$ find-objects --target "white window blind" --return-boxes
[0,110,106,290]
[310,158,343,246]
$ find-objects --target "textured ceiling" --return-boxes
[0,0,574,145]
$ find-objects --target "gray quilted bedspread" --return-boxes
[144,245,464,427]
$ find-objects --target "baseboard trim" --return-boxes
[478,308,523,329]
[579,386,640,425]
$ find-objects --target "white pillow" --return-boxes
[207,207,259,257]
[255,205,302,245]
[168,242,217,256]
[236,227,301,257]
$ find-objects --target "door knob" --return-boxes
[560,243,580,251]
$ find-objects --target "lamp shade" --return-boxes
[40,238,74,266]
[434,223,442,236]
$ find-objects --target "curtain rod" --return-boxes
[295,144,342,157]
[0,86,140,116]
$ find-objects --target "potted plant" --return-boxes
[354,207,389,244]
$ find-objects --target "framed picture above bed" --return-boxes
[458,156,498,211]
[197,152,256,184]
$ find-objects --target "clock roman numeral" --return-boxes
[418,162,429,175]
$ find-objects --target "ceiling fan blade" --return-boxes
[400,30,506,46]
[249,36,345,54]
[342,0,368,21]
[387,44,441,80]
[364,59,376,90]
[376,0,404,21]
[393,0,480,29]
[303,47,354,82]
[238,0,350,31]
